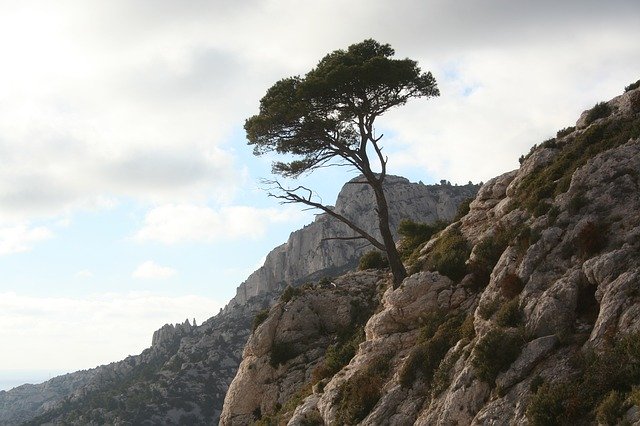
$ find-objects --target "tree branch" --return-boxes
[264,180,386,251]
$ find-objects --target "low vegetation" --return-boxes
[399,311,474,390]
[526,332,640,425]
[515,114,640,213]
[253,309,270,332]
[280,285,303,303]
[424,226,470,282]
[472,328,523,384]
[358,250,389,270]
[336,357,390,425]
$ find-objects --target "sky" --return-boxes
[1,0,639,385]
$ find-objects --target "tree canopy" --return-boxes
[245,39,439,287]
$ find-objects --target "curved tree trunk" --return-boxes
[370,181,407,289]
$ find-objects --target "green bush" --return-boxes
[400,312,469,388]
[568,193,588,215]
[270,342,297,367]
[453,198,473,222]
[596,391,627,425]
[495,298,522,328]
[336,358,389,424]
[253,309,270,332]
[280,285,302,303]
[625,79,640,92]
[358,250,389,270]
[425,226,470,281]
[312,327,364,383]
[585,102,612,125]
[526,332,640,424]
[515,115,640,213]
[472,329,523,384]
[397,219,447,260]
[556,126,576,138]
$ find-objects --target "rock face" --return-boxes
[0,177,476,425]
[228,176,478,306]
[221,86,640,425]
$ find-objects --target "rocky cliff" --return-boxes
[228,176,478,307]
[0,177,476,425]
[220,84,640,425]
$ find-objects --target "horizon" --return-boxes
[1,0,639,383]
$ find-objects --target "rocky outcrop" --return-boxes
[221,85,640,425]
[0,177,475,425]
[228,176,478,306]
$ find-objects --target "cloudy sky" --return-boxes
[1,0,638,384]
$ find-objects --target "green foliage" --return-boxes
[567,193,588,215]
[474,226,513,271]
[312,327,364,383]
[625,79,640,92]
[515,115,640,213]
[358,250,388,270]
[280,285,302,303]
[453,198,473,222]
[526,332,640,425]
[245,39,439,178]
[556,126,576,138]
[472,329,523,384]
[270,342,298,367]
[585,102,612,125]
[399,312,469,388]
[596,391,627,425]
[495,298,522,328]
[336,357,389,425]
[397,219,447,261]
[478,298,501,320]
[253,309,270,332]
[425,226,470,281]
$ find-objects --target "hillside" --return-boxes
[220,83,640,425]
[0,178,476,425]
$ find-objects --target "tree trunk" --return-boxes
[370,181,407,289]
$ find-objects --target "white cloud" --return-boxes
[0,292,222,371]
[132,261,177,280]
[133,204,305,244]
[0,224,52,255]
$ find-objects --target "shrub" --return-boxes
[568,193,588,215]
[270,342,297,367]
[400,313,468,388]
[425,227,470,282]
[358,250,388,270]
[515,115,640,213]
[397,219,447,265]
[526,382,574,426]
[478,298,500,320]
[336,358,389,424]
[596,391,627,425]
[526,332,640,424]
[585,102,612,125]
[499,273,524,299]
[625,79,640,92]
[453,198,473,221]
[312,327,364,383]
[495,298,522,328]
[280,285,302,303]
[253,309,270,332]
[472,329,523,384]
[556,126,576,138]
[474,226,514,272]
[576,221,607,258]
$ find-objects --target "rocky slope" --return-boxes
[221,84,640,425]
[0,178,476,425]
